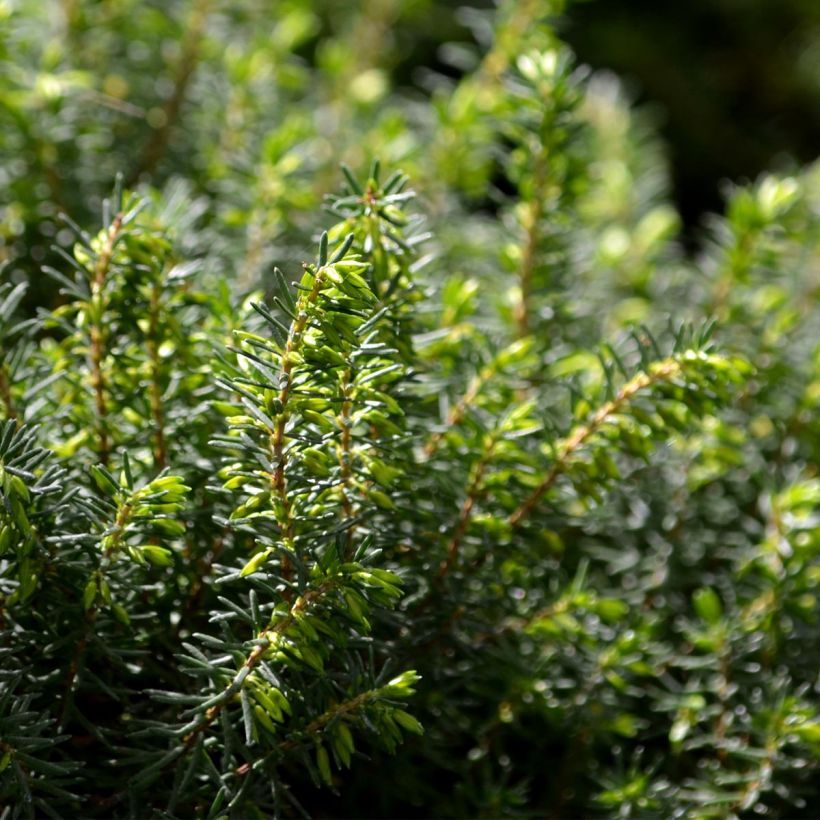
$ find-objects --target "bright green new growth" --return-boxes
[1,1,819,817]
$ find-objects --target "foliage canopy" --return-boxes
[1,1,818,817]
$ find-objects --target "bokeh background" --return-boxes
[2,0,819,302]
[565,0,820,237]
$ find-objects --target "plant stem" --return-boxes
[182,579,337,748]
[147,281,167,470]
[0,365,16,420]
[58,609,97,728]
[438,446,493,580]
[337,368,355,552]
[280,688,379,752]
[59,500,132,726]
[269,264,330,575]
[509,359,682,526]
[89,213,124,468]
[130,0,210,183]
[515,151,547,338]
[424,367,490,459]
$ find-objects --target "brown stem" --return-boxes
[514,74,557,339]
[232,687,385,779]
[89,324,108,467]
[179,531,226,636]
[424,367,491,459]
[129,0,210,183]
[423,338,533,460]
[515,158,546,338]
[0,366,16,420]
[508,359,682,527]
[147,281,167,470]
[337,368,355,553]
[59,500,132,726]
[729,737,779,815]
[437,452,491,581]
[739,499,790,667]
[89,213,124,468]
[58,609,98,727]
[59,0,80,32]
[269,265,331,578]
[280,688,379,752]
[713,647,732,763]
[547,648,614,818]
[182,579,337,748]
[548,723,591,819]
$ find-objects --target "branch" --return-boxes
[147,281,167,470]
[182,579,338,748]
[279,689,380,753]
[0,365,16,420]
[337,368,355,554]
[89,213,125,467]
[508,358,683,527]
[437,445,493,581]
[514,148,547,338]
[423,369,489,459]
[423,341,530,459]
[129,0,210,183]
[268,263,332,575]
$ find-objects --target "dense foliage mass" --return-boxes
[566,0,820,226]
[1,1,818,817]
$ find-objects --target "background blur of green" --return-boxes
[565,0,820,236]
[2,0,819,299]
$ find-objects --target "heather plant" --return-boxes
[1,1,818,818]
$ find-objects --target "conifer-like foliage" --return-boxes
[1,1,818,817]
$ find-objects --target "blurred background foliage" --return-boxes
[3,0,820,307]
[565,0,820,236]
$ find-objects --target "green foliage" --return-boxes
[1,1,818,817]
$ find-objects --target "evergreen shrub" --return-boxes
[1,1,818,817]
